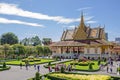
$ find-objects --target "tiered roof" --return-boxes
[51,13,111,47]
[61,13,106,41]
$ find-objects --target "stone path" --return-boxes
[0,60,120,80]
[0,59,71,80]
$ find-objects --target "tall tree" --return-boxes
[12,44,26,56]
[31,36,41,46]
[42,38,52,45]
[1,32,18,45]
[36,45,43,55]
[43,46,51,56]
[21,36,41,46]
[2,44,11,58]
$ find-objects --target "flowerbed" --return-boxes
[70,61,94,66]
[45,60,106,72]
[47,73,111,80]
[22,58,40,62]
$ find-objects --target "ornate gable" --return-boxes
[73,13,87,40]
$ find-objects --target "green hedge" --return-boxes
[0,66,11,71]
[44,60,73,68]
[70,62,90,66]
[47,75,66,80]
[22,58,41,62]
[46,72,120,80]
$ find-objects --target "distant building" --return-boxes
[115,38,120,43]
[50,13,112,54]
[105,33,108,41]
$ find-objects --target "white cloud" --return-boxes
[0,17,44,27]
[77,7,92,11]
[0,3,75,24]
[69,25,76,29]
[86,21,97,24]
[0,3,93,24]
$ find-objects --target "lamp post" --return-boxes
[15,48,19,60]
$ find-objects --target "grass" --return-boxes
[0,58,56,66]
[49,60,106,71]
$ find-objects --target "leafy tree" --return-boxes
[2,44,11,58]
[1,32,18,45]
[31,36,41,46]
[43,46,51,56]
[12,44,26,56]
[21,38,29,46]
[36,45,43,56]
[21,36,41,46]
[42,38,52,45]
[26,46,37,56]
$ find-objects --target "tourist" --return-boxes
[56,64,59,71]
[34,63,36,70]
[110,67,112,73]
[20,62,22,69]
[25,63,28,70]
[48,66,50,72]
[107,66,109,73]
[111,61,113,66]
[68,64,71,71]
[55,64,58,72]
[37,65,40,72]
[50,66,52,72]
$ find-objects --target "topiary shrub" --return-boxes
[98,60,101,65]
[48,62,51,66]
[89,63,93,70]
[35,72,40,80]
[104,58,106,62]
[61,66,65,73]
[3,62,6,68]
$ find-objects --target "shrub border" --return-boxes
[46,72,120,80]
[44,60,100,72]
[1,59,59,66]
[0,66,11,71]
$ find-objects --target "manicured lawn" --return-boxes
[50,60,106,71]
[2,58,56,66]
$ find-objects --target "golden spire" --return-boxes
[80,11,85,30]
[73,12,87,40]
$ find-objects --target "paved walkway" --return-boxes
[0,60,120,80]
[0,59,71,80]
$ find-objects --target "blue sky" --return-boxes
[0,0,120,41]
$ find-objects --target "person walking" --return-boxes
[25,63,28,70]
[107,66,109,73]
[20,62,22,69]
[110,67,112,73]
[50,66,52,72]
[37,65,40,72]
[34,63,36,70]
[48,66,50,72]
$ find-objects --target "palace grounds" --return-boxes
[0,57,120,80]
